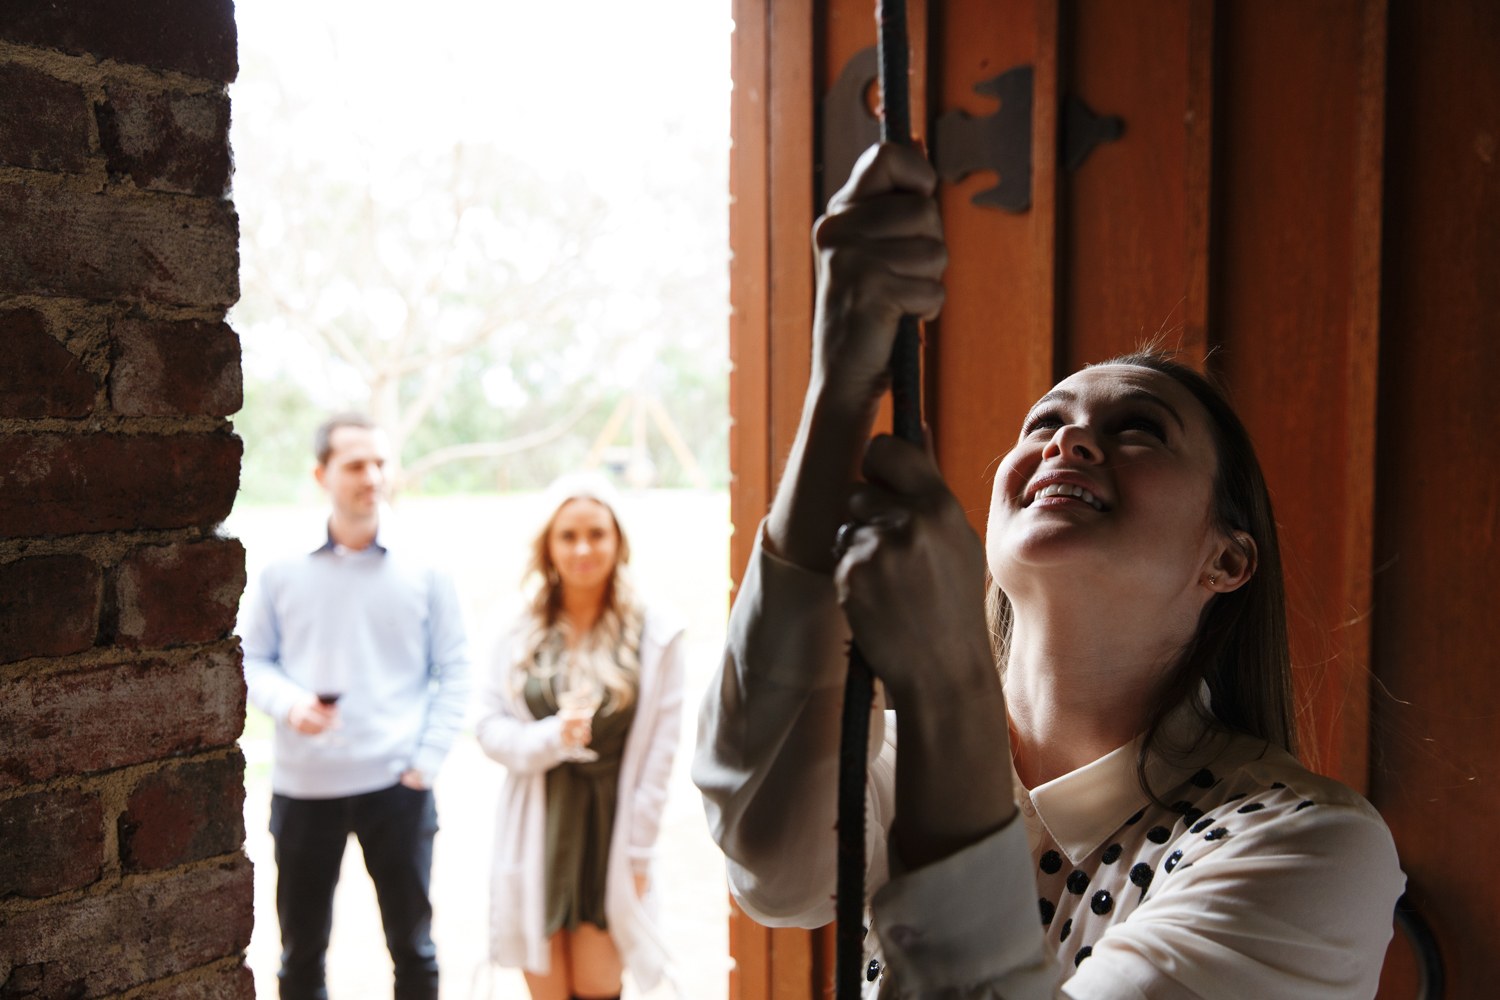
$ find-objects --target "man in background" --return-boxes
[243,412,471,1000]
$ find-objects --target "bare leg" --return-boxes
[524,932,572,1000]
[567,923,624,999]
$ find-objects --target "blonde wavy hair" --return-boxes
[518,484,644,713]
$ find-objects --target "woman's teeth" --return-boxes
[1034,482,1105,511]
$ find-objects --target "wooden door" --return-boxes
[728,2,1499,998]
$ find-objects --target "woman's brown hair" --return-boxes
[986,349,1298,794]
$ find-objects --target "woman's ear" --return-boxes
[1204,531,1257,594]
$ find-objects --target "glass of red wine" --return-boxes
[308,650,350,747]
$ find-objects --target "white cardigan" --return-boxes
[476,600,686,991]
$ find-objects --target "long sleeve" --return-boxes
[474,621,567,776]
[241,565,306,726]
[409,568,472,781]
[626,620,687,871]
[692,524,895,927]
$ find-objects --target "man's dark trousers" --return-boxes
[270,783,439,1000]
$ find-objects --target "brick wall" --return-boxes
[0,2,253,997]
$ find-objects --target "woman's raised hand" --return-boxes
[812,143,948,412]
[835,434,1017,870]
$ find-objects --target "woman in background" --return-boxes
[478,473,686,1000]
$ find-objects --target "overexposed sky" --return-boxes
[231,0,732,401]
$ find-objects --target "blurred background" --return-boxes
[227,2,733,998]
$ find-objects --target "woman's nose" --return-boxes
[1044,424,1102,463]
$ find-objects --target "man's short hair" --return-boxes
[314,412,378,466]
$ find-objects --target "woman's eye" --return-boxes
[1024,413,1063,435]
[1119,416,1167,441]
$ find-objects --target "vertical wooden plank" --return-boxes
[730,898,772,1000]
[769,926,815,1000]
[1372,0,1500,991]
[1213,0,1363,783]
[1062,0,1192,370]
[1181,0,1215,366]
[730,0,772,592]
[1337,0,1387,798]
[929,0,1044,533]
[768,0,817,490]
[1031,0,1061,387]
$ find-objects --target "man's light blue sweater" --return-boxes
[241,520,471,799]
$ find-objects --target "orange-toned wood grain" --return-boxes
[730,0,772,593]
[1062,0,1192,370]
[931,0,1045,533]
[1211,0,1365,786]
[1372,0,1500,990]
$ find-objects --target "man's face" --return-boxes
[314,426,389,518]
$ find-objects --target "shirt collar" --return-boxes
[1024,689,1240,866]
[312,505,393,556]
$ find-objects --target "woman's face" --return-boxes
[548,498,620,593]
[986,365,1223,608]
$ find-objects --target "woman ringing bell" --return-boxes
[692,144,1404,998]
[479,473,685,1000]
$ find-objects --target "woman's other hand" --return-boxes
[835,434,1017,870]
[812,143,948,413]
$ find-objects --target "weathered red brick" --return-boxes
[119,753,245,873]
[138,964,256,1000]
[97,86,232,197]
[109,317,241,416]
[0,432,241,538]
[0,787,104,898]
[0,307,97,418]
[0,650,244,788]
[0,554,101,664]
[0,62,91,173]
[114,539,245,650]
[0,181,239,306]
[0,857,253,998]
[0,0,237,82]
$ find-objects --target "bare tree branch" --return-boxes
[401,392,600,487]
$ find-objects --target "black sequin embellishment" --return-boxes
[1040,850,1063,874]
[1102,843,1123,865]
[1164,850,1183,873]
[1224,792,1247,803]
[1170,800,1194,814]
[1074,946,1093,967]
[1059,918,1073,942]
[1190,768,1215,788]
[1204,827,1228,841]
[1039,898,1055,925]
[1272,782,1286,789]
[1066,869,1091,895]
[1090,889,1114,915]
[1125,808,1145,825]
[1295,800,1316,811]
[867,960,881,982]
[1181,807,1204,827]
[1130,862,1154,889]
[1237,802,1265,814]
[1190,817,1215,834]
[1146,826,1171,844]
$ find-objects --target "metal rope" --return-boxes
[835,5,921,1000]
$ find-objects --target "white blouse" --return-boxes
[692,530,1405,1000]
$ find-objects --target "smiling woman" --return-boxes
[692,144,1403,999]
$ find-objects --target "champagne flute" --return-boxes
[556,663,602,763]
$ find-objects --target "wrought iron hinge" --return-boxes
[822,49,1125,213]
